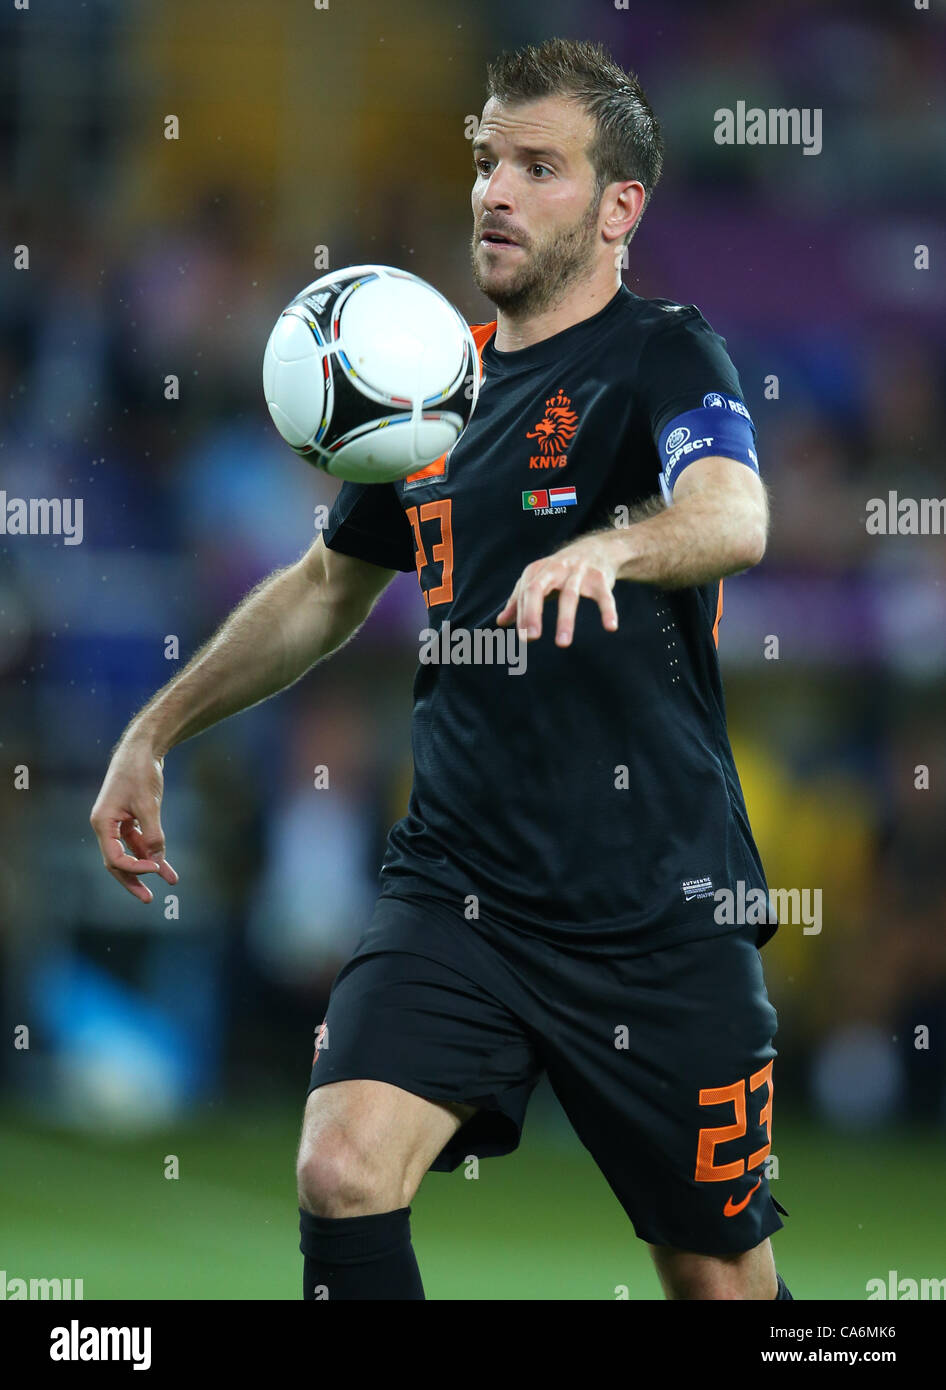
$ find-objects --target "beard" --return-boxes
[470,189,602,319]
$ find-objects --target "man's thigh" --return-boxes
[538,925,788,1257]
[303,894,544,1176]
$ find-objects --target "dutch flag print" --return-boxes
[548,486,577,507]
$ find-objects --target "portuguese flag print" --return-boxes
[522,489,549,510]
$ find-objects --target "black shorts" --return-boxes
[306,892,788,1256]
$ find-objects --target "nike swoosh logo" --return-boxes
[723,1177,762,1217]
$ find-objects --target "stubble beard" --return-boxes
[470,191,603,319]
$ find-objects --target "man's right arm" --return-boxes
[89,534,396,903]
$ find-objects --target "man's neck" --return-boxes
[492,272,622,352]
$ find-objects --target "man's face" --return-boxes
[470,95,604,316]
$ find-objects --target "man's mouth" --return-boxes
[479,230,521,249]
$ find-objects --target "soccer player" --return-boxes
[90,37,792,1300]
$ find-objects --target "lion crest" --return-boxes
[526,390,579,454]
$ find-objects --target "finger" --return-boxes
[578,568,619,633]
[132,809,167,866]
[513,561,550,636]
[496,587,519,627]
[106,861,157,904]
[519,558,572,636]
[121,820,179,884]
[99,818,160,873]
[595,574,619,633]
[498,566,535,628]
[554,569,586,647]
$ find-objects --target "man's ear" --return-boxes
[601,180,645,245]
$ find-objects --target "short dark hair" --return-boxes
[484,37,663,246]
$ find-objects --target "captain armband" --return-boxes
[657,394,759,503]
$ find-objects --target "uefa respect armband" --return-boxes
[657,393,759,502]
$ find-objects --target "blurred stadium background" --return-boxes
[1,0,944,1299]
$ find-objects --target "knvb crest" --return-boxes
[526,389,578,469]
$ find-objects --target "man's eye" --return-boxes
[474,159,492,174]
[531,164,552,178]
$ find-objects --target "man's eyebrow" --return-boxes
[519,145,567,164]
[471,139,567,164]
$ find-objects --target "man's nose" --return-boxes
[480,163,516,213]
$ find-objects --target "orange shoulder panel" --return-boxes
[470,321,497,353]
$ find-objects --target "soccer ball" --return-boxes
[262,265,480,483]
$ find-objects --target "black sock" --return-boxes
[774,1271,794,1300]
[299,1206,425,1300]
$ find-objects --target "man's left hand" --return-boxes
[496,533,621,647]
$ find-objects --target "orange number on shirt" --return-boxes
[405,499,454,607]
[694,1061,773,1181]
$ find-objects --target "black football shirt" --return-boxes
[322,284,773,955]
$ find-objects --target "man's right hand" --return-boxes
[87,537,397,906]
[90,740,180,903]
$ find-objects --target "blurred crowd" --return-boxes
[1,0,944,1131]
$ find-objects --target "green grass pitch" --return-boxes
[1,1102,937,1300]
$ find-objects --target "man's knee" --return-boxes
[297,1126,406,1218]
[296,1080,476,1218]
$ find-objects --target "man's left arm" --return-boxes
[612,453,768,586]
[495,455,768,647]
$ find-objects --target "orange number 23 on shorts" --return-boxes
[694,1059,773,1182]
